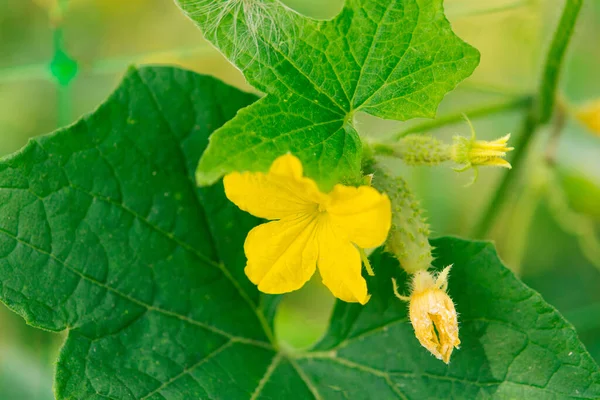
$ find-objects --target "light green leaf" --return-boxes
[176,0,480,189]
[1,67,597,399]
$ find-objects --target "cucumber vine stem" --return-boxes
[389,96,531,140]
[472,0,583,239]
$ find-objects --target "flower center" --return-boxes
[317,202,327,213]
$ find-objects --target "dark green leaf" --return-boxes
[1,67,597,399]
[309,239,600,399]
[0,66,276,399]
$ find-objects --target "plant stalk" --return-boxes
[472,0,583,238]
[389,96,531,140]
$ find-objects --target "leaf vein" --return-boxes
[0,224,272,348]
[250,353,283,400]
[288,357,324,400]
[349,0,396,108]
[139,341,235,400]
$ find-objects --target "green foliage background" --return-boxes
[1,0,600,398]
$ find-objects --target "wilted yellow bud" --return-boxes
[393,266,460,363]
[575,100,600,136]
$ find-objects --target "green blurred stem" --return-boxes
[57,84,72,128]
[501,165,546,275]
[0,46,212,84]
[536,2,583,125]
[371,143,395,157]
[472,0,583,239]
[505,108,566,275]
[388,96,531,140]
[52,7,72,127]
[543,99,568,165]
[458,81,525,97]
[447,0,532,18]
[0,64,51,84]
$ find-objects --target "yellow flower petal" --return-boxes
[575,99,600,135]
[485,158,512,169]
[244,214,319,294]
[317,219,370,304]
[225,154,391,303]
[223,154,324,220]
[326,185,392,249]
[268,153,304,178]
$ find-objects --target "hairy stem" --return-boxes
[472,0,583,238]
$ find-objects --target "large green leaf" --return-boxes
[0,66,271,399]
[176,0,480,189]
[311,240,600,399]
[1,66,598,399]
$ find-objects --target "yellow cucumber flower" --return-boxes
[394,266,460,363]
[223,154,392,304]
[452,133,513,170]
[451,117,514,179]
[575,99,600,136]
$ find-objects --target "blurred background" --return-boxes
[1,0,599,397]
